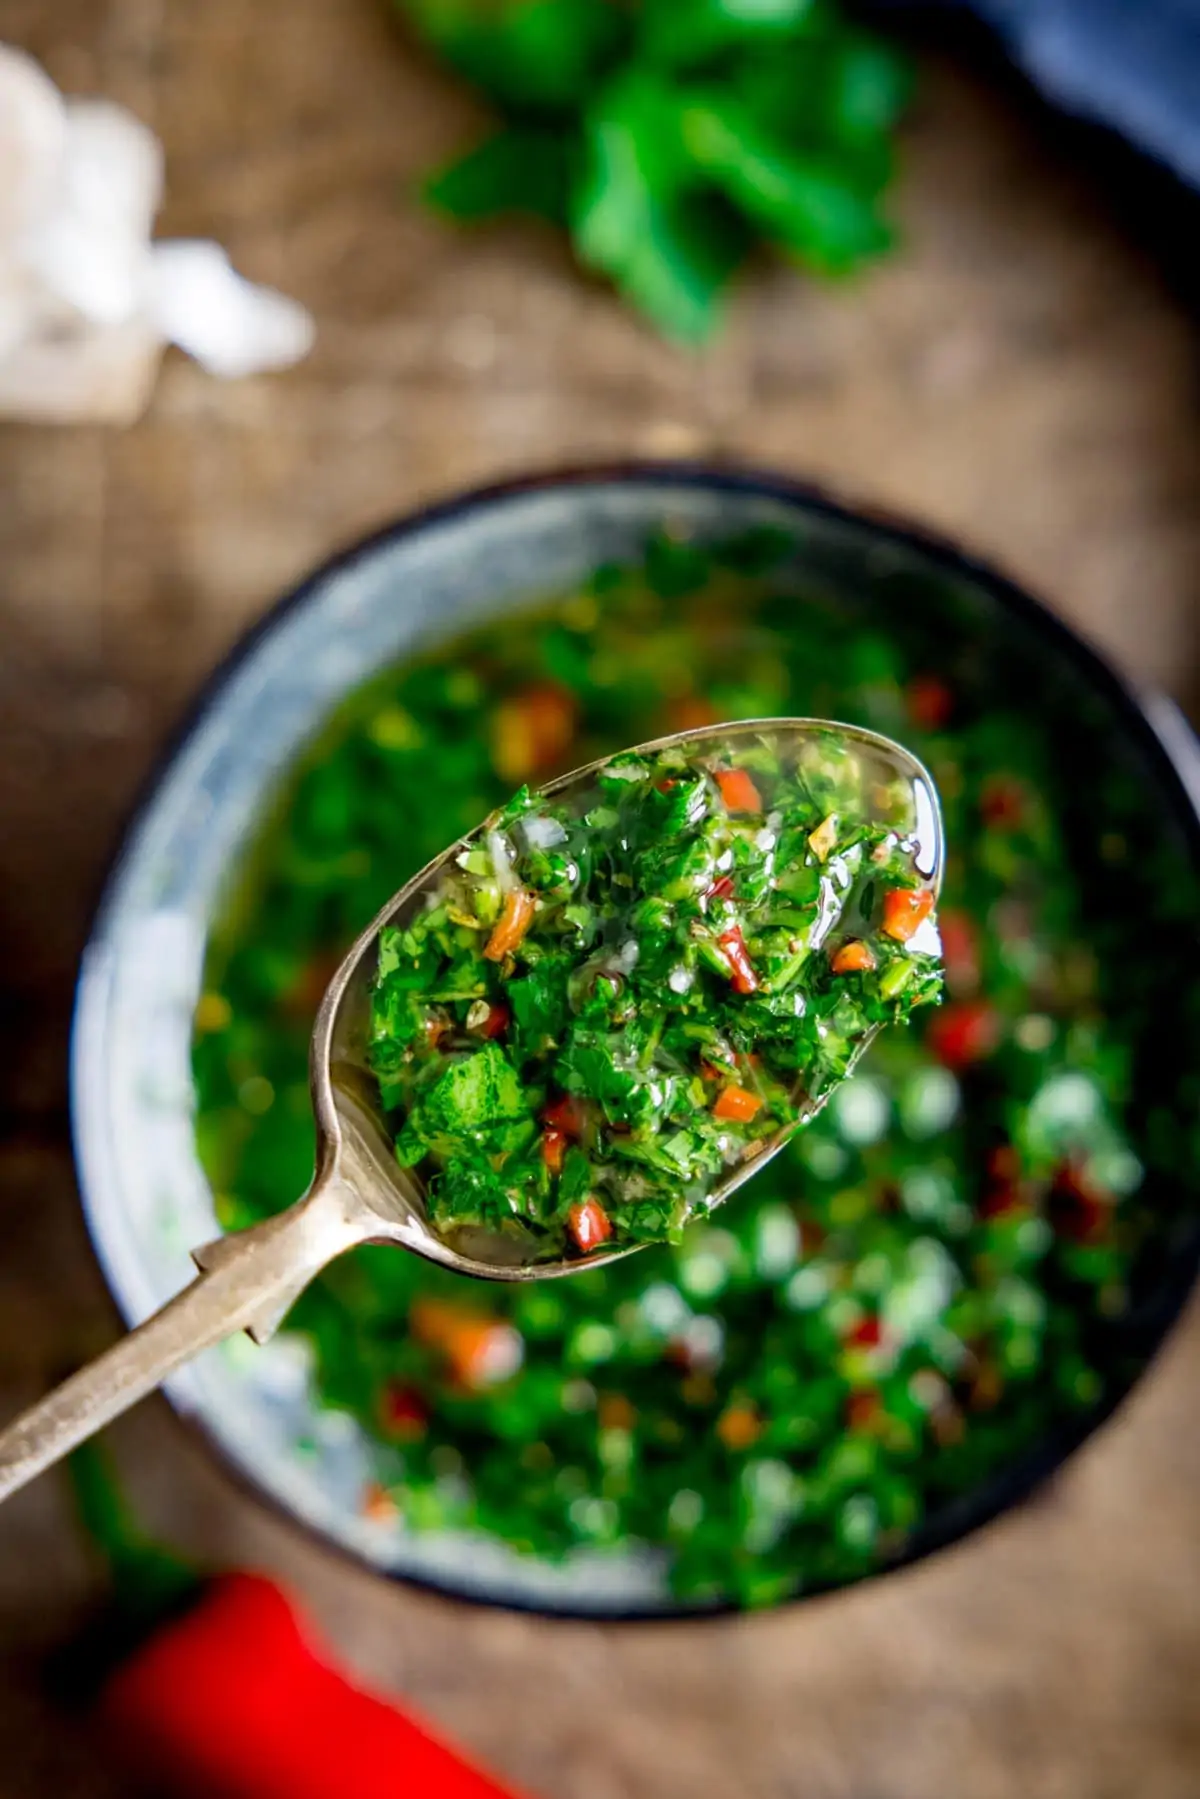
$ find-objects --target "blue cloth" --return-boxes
[958,0,1200,188]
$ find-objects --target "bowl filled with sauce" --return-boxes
[73,465,1200,1616]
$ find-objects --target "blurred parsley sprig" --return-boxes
[400,0,913,342]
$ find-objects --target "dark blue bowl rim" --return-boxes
[71,459,1200,1623]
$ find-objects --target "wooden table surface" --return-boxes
[1,5,1198,1796]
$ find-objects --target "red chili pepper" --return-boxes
[567,1198,612,1253]
[830,939,876,975]
[718,924,759,994]
[667,694,719,733]
[712,1084,763,1123]
[938,907,979,993]
[847,1314,883,1349]
[980,774,1025,828]
[379,1381,428,1443]
[542,1094,586,1138]
[484,888,536,962]
[1050,1160,1112,1242]
[411,1300,522,1390]
[880,886,934,943]
[905,675,953,732]
[705,873,735,903]
[715,1405,761,1451]
[491,682,577,783]
[479,1001,510,1040]
[927,999,999,1068]
[98,1572,532,1799]
[845,1391,882,1433]
[541,1127,567,1174]
[714,767,762,814]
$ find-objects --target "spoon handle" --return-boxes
[0,1180,365,1506]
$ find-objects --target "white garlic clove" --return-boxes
[27,98,163,326]
[147,239,315,379]
[0,44,67,248]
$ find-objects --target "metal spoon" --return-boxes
[0,719,942,1503]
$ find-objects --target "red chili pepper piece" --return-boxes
[715,767,762,814]
[705,873,735,903]
[980,774,1026,828]
[712,1083,763,1123]
[846,1391,882,1433]
[667,694,719,733]
[98,1572,531,1799]
[479,1001,510,1040]
[541,1127,567,1174]
[906,675,953,731]
[716,1404,761,1450]
[830,939,876,975]
[880,886,934,943]
[847,1314,883,1349]
[939,907,980,993]
[379,1382,428,1442]
[492,681,577,783]
[718,924,759,994]
[568,1198,612,1254]
[1050,1160,1112,1242]
[484,889,536,962]
[542,1094,586,1138]
[411,1300,522,1390]
[927,999,999,1068]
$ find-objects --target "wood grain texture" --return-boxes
[0,4,1197,1795]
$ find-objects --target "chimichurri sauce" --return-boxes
[194,530,1170,1608]
[371,735,942,1259]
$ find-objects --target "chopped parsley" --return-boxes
[369,733,942,1259]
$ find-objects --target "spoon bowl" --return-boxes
[0,717,941,1502]
[313,716,944,1280]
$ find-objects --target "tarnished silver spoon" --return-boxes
[0,719,942,1503]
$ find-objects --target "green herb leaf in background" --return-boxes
[398,0,913,339]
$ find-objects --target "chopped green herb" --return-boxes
[403,0,912,340]
[369,736,941,1258]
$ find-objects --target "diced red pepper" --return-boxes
[979,1181,1025,1220]
[715,767,762,814]
[906,675,953,731]
[568,1198,612,1254]
[831,939,877,975]
[542,1094,586,1137]
[939,906,979,992]
[847,1314,883,1349]
[655,777,679,793]
[491,682,577,782]
[477,1001,510,1040]
[484,888,536,962]
[360,1481,397,1523]
[881,886,935,943]
[712,1083,763,1123]
[705,873,735,903]
[846,1390,882,1433]
[541,1127,567,1174]
[281,952,341,1021]
[598,1393,636,1431]
[379,1382,428,1443]
[718,924,759,994]
[1050,1160,1112,1243]
[980,774,1026,828]
[411,1300,522,1390]
[716,1404,761,1451]
[667,694,719,733]
[927,999,999,1068]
